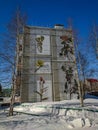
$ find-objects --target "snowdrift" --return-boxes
[12,99,98,129]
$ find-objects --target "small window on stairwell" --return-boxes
[17,71,21,76]
[19,45,22,51]
[18,56,22,63]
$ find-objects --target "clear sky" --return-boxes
[0,0,98,87]
[0,0,98,38]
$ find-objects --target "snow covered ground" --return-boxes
[0,99,98,130]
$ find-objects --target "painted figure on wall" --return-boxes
[59,35,74,60]
[35,77,48,101]
[61,64,78,99]
[35,36,44,53]
[39,77,45,101]
[35,59,44,72]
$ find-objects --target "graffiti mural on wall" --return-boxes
[36,77,48,101]
[35,35,50,55]
[35,36,44,53]
[61,63,78,99]
[36,78,52,101]
[59,35,74,60]
[35,60,44,72]
[36,60,51,73]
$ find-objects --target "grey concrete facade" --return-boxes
[16,25,79,102]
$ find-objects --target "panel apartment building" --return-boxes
[16,24,79,103]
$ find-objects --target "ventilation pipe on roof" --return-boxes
[54,24,64,29]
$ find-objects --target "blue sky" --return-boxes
[0,0,98,38]
[0,0,98,87]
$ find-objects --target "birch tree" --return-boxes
[73,31,88,107]
[1,8,27,116]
